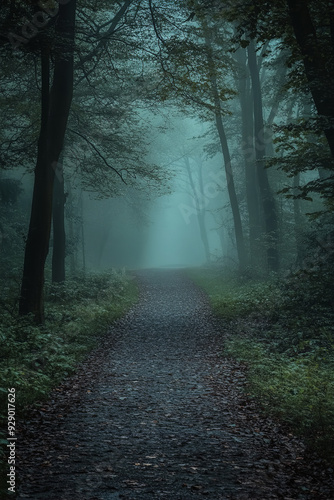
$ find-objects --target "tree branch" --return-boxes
[75,0,133,70]
[68,128,126,183]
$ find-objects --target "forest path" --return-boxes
[17,269,333,499]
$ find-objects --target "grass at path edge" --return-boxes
[0,270,138,494]
[188,267,334,462]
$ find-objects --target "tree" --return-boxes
[247,39,279,272]
[19,0,76,322]
[184,155,211,263]
[234,46,261,267]
[151,6,248,269]
[204,27,247,270]
[52,161,66,283]
[287,0,334,159]
[226,0,334,211]
[48,0,174,284]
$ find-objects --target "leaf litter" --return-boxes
[16,270,334,499]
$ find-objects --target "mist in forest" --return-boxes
[1,113,229,274]
[2,2,334,489]
[80,115,227,271]
[1,0,334,320]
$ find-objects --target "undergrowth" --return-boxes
[0,269,138,493]
[189,265,334,461]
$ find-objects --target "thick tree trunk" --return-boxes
[19,1,76,322]
[287,0,334,158]
[248,39,279,273]
[52,172,66,283]
[19,41,51,321]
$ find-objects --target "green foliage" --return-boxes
[270,119,334,214]
[189,267,281,320]
[0,270,138,490]
[189,263,334,461]
[225,339,334,456]
[0,270,137,411]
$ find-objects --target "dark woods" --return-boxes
[0,1,334,319]
[0,0,334,475]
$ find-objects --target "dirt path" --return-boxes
[16,270,334,499]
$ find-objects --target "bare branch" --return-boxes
[68,128,126,184]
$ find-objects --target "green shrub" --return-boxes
[189,267,281,320]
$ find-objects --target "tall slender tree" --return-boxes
[19,0,76,322]
[234,47,261,267]
[247,39,279,272]
[204,27,247,270]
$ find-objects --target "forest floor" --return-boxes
[15,269,334,500]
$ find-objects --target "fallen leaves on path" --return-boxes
[16,270,334,500]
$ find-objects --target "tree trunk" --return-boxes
[302,99,332,181]
[203,32,247,270]
[197,158,211,263]
[19,40,50,322]
[184,157,211,263]
[293,172,304,266]
[19,1,76,322]
[213,108,247,270]
[248,39,279,273]
[235,47,262,267]
[80,190,86,274]
[66,180,77,275]
[265,61,288,157]
[52,171,66,283]
[287,0,334,158]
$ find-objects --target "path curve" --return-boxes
[17,270,334,499]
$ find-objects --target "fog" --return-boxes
[2,3,334,493]
[2,8,324,284]
[143,191,207,269]
[78,113,229,271]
